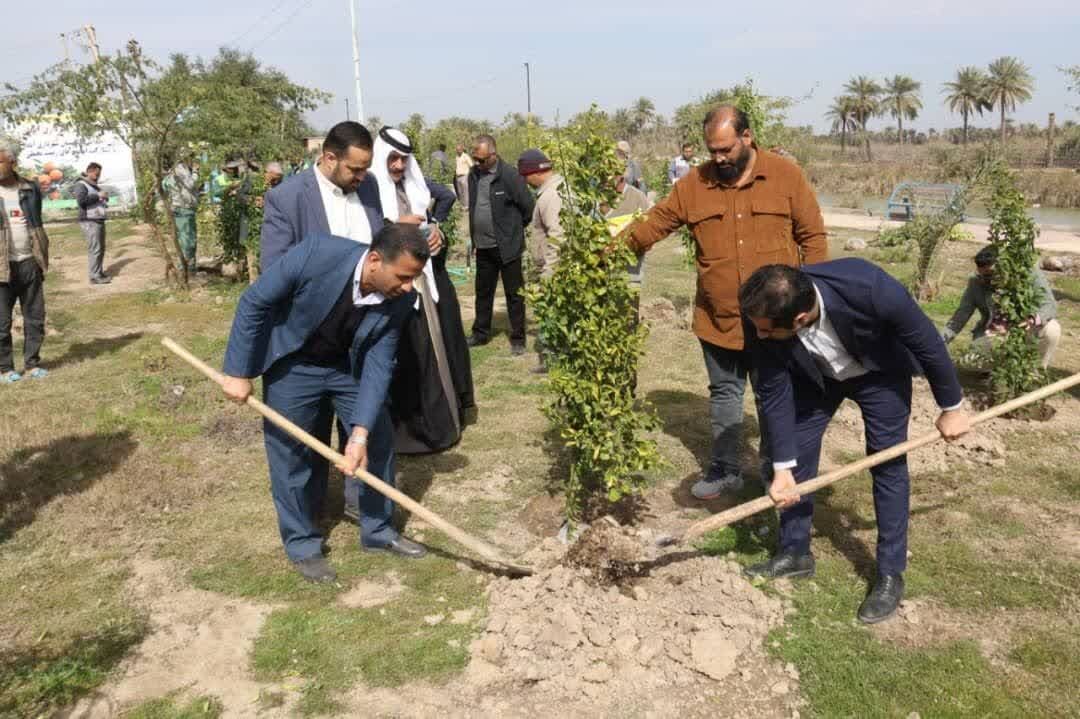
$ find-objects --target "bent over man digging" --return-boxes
[220,223,430,583]
[741,259,971,623]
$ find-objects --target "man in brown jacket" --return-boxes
[623,106,827,499]
[0,143,50,383]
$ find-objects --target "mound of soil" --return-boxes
[465,527,795,717]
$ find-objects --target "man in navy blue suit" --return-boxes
[739,259,972,623]
[221,224,430,583]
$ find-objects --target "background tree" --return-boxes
[825,95,857,154]
[843,75,882,160]
[985,56,1035,145]
[628,96,657,136]
[1062,65,1080,112]
[2,44,326,287]
[943,66,992,146]
[184,48,327,165]
[883,75,922,146]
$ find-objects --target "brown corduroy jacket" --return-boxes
[624,148,827,350]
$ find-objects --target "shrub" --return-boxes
[525,108,660,519]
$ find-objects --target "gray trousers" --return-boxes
[700,339,771,482]
[80,220,106,280]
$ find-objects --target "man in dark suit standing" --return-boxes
[739,259,972,623]
[221,225,431,583]
[466,134,535,355]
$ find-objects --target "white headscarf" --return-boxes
[372,126,432,222]
[371,126,438,307]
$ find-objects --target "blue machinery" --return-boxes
[886,182,965,221]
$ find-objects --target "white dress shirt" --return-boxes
[352,250,386,306]
[315,165,372,246]
[797,285,870,383]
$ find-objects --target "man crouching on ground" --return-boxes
[219,223,430,583]
[740,259,971,623]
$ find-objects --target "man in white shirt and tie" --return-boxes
[739,259,971,624]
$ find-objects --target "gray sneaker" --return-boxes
[691,474,744,500]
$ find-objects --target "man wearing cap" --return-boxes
[621,105,828,501]
[616,141,646,193]
[519,149,563,281]
[466,134,535,355]
[519,148,564,373]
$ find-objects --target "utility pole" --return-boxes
[345,98,350,121]
[60,33,71,63]
[524,62,532,117]
[83,25,101,63]
[348,0,364,123]
[1047,112,1056,168]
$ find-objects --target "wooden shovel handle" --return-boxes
[162,338,532,576]
[683,370,1080,542]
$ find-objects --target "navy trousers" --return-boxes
[263,357,398,562]
[780,372,913,577]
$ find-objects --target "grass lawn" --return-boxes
[0,221,1077,717]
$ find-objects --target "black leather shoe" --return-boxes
[510,343,527,356]
[90,276,112,285]
[467,335,489,348]
[858,574,904,624]
[743,552,815,580]
[293,555,336,583]
[362,536,428,559]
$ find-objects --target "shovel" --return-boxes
[679,369,1080,544]
[162,337,533,576]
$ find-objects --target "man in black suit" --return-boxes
[740,259,972,623]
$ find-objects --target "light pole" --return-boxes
[348,0,364,123]
[524,62,532,117]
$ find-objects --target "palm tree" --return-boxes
[629,96,656,135]
[943,67,991,145]
[883,75,922,146]
[825,95,857,154]
[843,75,882,160]
[985,56,1035,144]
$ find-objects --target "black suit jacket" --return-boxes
[467,159,535,263]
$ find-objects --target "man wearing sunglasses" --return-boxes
[465,134,535,356]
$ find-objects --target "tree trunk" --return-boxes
[962,109,969,146]
[898,114,904,147]
[152,169,189,289]
[1001,104,1007,145]
[840,126,847,154]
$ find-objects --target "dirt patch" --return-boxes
[51,224,168,300]
[204,412,263,445]
[867,598,1023,668]
[62,559,292,718]
[641,296,692,329]
[337,571,406,609]
[517,493,565,537]
[458,529,797,717]
[564,519,647,583]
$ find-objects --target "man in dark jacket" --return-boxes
[466,134,535,355]
[740,259,971,623]
[73,162,110,284]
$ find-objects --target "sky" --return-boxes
[4,0,1078,137]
